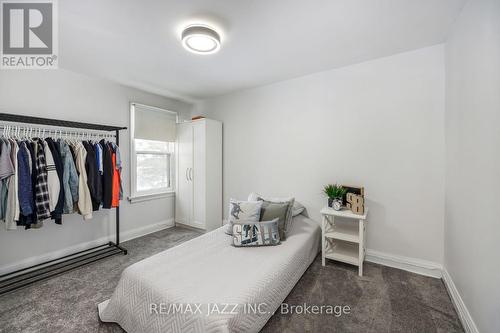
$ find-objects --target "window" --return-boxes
[135,139,174,192]
[130,103,177,200]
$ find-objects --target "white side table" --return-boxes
[320,207,368,276]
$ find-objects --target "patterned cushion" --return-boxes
[232,218,280,247]
[225,199,263,235]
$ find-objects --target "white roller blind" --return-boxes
[133,104,177,142]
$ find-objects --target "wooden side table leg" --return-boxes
[358,219,364,276]
[322,215,326,266]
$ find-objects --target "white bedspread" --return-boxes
[98,215,320,333]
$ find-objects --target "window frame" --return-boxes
[129,102,177,201]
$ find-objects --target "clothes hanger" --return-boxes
[1,125,8,142]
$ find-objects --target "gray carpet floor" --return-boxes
[0,227,463,333]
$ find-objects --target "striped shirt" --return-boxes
[34,139,51,221]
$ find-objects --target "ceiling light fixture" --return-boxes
[181,25,221,54]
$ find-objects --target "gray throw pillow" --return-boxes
[232,218,280,247]
[247,193,295,237]
[260,201,289,240]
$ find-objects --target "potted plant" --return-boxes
[323,184,347,210]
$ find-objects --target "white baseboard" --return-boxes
[120,218,174,242]
[442,269,479,333]
[365,251,478,332]
[174,221,205,231]
[365,249,443,278]
[0,219,174,275]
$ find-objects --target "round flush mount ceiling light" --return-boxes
[181,25,221,54]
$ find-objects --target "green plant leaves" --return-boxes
[323,184,347,199]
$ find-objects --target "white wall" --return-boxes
[196,45,445,264]
[445,0,500,332]
[0,69,192,271]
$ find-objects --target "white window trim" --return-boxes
[129,102,177,202]
[128,191,175,204]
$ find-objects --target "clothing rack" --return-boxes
[0,113,128,295]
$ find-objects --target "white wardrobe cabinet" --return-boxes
[175,118,222,231]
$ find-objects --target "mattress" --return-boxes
[98,215,321,333]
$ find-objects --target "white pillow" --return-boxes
[225,199,263,235]
[247,192,296,234]
[292,201,305,217]
[248,192,304,216]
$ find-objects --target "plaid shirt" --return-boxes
[34,139,51,221]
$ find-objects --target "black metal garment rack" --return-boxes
[0,113,128,295]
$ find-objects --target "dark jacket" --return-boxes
[82,141,101,211]
[45,138,64,224]
[17,141,39,228]
[17,142,34,219]
[100,139,113,209]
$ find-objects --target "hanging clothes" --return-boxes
[0,180,7,222]
[17,141,35,228]
[110,142,123,201]
[45,138,64,224]
[12,139,21,223]
[73,142,92,220]
[34,138,51,222]
[28,141,39,226]
[0,139,14,179]
[4,139,19,230]
[110,143,121,208]
[94,142,104,206]
[110,148,119,208]
[0,140,14,223]
[100,139,113,209]
[68,144,77,170]
[19,140,39,228]
[0,126,122,229]
[82,141,101,211]
[58,139,79,214]
[95,142,103,175]
[43,140,60,214]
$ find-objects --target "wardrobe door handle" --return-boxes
[186,168,189,181]
[190,168,193,181]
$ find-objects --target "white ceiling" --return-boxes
[59,0,466,101]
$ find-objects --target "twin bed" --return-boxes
[98,214,321,333]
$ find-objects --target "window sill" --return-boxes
[128,191,175,204]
